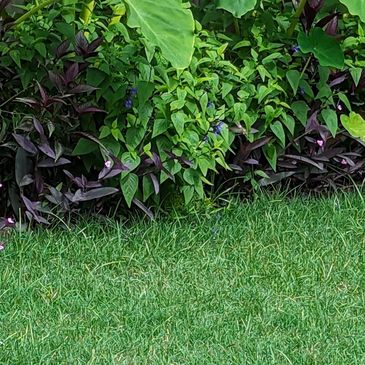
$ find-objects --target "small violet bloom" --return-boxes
[124,98,133,109]
[292,45,300,53]
[316,139,324,147]
[337,103,343,111]
[0,182,3,188]
[341,159,348,165]
[213,121,225,136]
[104,160,112,169]
[0,244,4,251]
[130,87,138,96]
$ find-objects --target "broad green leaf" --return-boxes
[291,101,309,126]
[270,121,286,147]
[263,143,277,171]
[216,0,258,18]
[321,109,338,137]
[125,0,195,68]
[339,0,365,22]
[121,173,138,207]
[341,112,365,141]
[298,28,344,69]
[286,70,301,94]
[171,112,187,136]
[182,185,194,205]
[350,68,363,87]
[152,119,169,138]
[136,81,155,106]
[282,114,295,135]
[72,138,98,156]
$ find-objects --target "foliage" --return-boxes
[1,0,365,228]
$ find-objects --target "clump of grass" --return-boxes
[1,193,365,364]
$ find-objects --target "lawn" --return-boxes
[1,194,365,364]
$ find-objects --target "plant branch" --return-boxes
[287,0,308,37]
[13,0,57,27]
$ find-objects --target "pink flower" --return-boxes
[337,104,343,111]
[0,183,3,188]
[316,140,324,147]
[6,218,15,225]
[341,159,347,165]
[0,244,4,251]
[104,160,112,169]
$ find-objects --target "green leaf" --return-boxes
[72,138,98,156]
[136,81,155,106]
[152,119,169,138]
[291,101,309,126]
[125,0,195,68]
[350,68,363,87]
[339,0,365,22]
[182,185,194,205]
[298,28,344,69]
[143,175,154,202]
[286,70,301,94]
[270,121,286,147]
[121,152,140,173]
[126,126,145,148]
[171,112,187,136]
[341,112,365,141]
[321,109,338,138]
[263,143,277,171]
[338,92,352,111]
[121,173,138,208]
[216,0,258,18]
[282,114,295,135]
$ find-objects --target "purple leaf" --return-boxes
[38,142,56,159]
[69,84,97,94]
[38,157,71,167]
[72,187,119,202]
[65,63,79,84]
[12,134,38,155]
[149,173,160,194]
[56,39,71,58]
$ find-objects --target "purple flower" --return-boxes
[124,98,133,109]
[316,139,324,147]
[341,158,347,165]
[292,45,300,53]
[0,243,4,251]
[0,182,3,188]
[337,103,343,111]
[130,87,138,96]
[104,160,112,169]
[213,121,225,136]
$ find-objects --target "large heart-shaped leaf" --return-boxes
[339,0,365,22]
[216,0,258,18]
[341,112,365,141]
[124,0,195,68]
[298,28,344,69]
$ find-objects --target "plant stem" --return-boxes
[287,0,308,37]
[13,0,57,27]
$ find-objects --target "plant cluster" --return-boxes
[0,0,365,229]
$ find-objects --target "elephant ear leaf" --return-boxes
[216,0,258,18]
[339,0,365,23]
[124,0,195,69]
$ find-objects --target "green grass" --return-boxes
[1,193,365,364]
